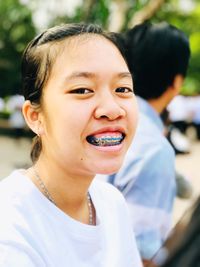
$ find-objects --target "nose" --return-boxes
[94,93,126,121]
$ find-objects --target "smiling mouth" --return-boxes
[86,133,125,147]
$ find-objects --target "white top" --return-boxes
[167,95,190,122]
[188,96,200,123]
[9,110,26,128]
[0,98,4,112]
[0,170,142,267]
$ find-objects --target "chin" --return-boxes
[93,161,123,175]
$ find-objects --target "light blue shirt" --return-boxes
[106,97,176,260]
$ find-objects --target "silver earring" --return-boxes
[37,129,40,137]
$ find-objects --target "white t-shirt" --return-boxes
[0,170,142,267]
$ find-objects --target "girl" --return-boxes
[0,23,141,267]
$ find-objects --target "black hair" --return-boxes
[21,23,127,163]
[22,23,125,103]
[124,22,190,100]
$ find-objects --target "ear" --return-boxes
[172,74,184,96]
[22,100,44,136]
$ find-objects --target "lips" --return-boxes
[86,128,126,147]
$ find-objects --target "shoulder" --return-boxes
[136,112,162,138]
[0,170,36,227]
[0,170,27,201]
[0,171,17,199]
[130,113,174,158]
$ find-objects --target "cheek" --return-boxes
[126,99,139,133]
[66,103,92,128]
[54,103,92,142]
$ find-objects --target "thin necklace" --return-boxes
[32,167,56,205]
[31,167,94,225]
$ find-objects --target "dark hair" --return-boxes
[21,23,127,163]
[123,22,190,100]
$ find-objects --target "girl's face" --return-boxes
[39,35,138,177]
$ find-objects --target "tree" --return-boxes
[128,0,165,27]
[47,0,200,94]
[0,0,36,97]
[152,0,200,95]
[1,0,199,96]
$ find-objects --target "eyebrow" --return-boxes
[65,71,132,81]
[117,72,132,79]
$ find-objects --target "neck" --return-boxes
[147,84,178,114]
[28,155,95,224]
[148,92,173,114]
[148,98,164,114]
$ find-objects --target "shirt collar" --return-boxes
[136,96,164,131]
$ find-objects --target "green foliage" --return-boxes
[1,0,200,96]
[0,0,36,98]
[49,0,110,29]
[153,1,200,94]
[0,110,11,120]
[82,0,110,28]
[49,0,200,95]
[181,77,199,96]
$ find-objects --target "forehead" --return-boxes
[50,35,129,74]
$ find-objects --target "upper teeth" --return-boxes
[96,136,121,141]
[88,135,123,146]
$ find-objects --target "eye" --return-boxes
[69,88,94,94]
[116,87,133,93]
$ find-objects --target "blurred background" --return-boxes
[0,0,200,225]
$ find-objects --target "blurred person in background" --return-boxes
[167,95,191,134]
[189,94,200,140]
[167,93,200,151]
[167,95,191,154]
[7,94,26,138]
[99,22,191,265]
